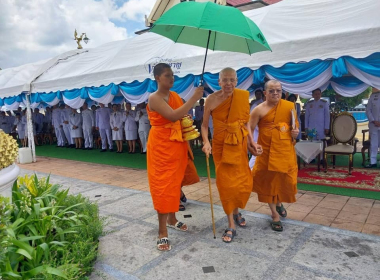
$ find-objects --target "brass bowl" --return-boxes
[180,116,193,128]
[183,130,200,141]
[182,125,196,133]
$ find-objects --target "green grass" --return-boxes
[34,145,379,200]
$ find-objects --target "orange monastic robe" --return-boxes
[182,142,200,186]
[212,88,252,215]
[147,91,188,213]
[252,99,298,203]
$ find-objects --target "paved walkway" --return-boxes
[18,167,380,280]
[20,157,380,236]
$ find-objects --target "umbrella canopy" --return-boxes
[150,1,271,55]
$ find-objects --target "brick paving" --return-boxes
[20,156,380,236]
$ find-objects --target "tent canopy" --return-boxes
[1,0,380,109]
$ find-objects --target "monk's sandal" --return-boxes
[157,237,171,251]
[167,221,188,232]
[233,212,246,227]
[222,228,237,243]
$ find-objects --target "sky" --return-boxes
[0,0,156,69]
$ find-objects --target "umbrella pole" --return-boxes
[206,156,216,239]
[200,30,212,86]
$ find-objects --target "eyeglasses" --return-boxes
[220,78,237,84]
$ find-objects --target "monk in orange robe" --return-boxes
[249,79,299,232]
[202,67,253,243]
[147,63,203,251]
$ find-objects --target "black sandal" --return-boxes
[222,228,237,243]
[276,204,287,218]
[180,193,187,203]
[233,212,246,227]
[270,220,283,232]
[179,204,186,211]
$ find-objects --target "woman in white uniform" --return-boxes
[123,102,138,153]
[69,108,83,149]
[110,104,124,153]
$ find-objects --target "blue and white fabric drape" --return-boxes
[1,53,380,109]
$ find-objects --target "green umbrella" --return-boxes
[150,0,271,84]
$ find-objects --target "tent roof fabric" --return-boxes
[0,0,379,99]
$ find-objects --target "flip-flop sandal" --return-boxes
[179,204,186,211]
[222,228,237,243]
[157,237,171,251]
[233,212,247,227]
[167,221,188,232]
[270,220,283,232]
[276,204,287,218]
[180,193,187,203]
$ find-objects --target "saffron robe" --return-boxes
[252,99,298,203]
[182,142,200,186]
[212,88,252,215]
[147,92,188,213]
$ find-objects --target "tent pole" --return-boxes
[25,92,36,162]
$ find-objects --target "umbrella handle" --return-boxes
[200,30,212,86]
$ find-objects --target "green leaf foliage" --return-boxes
[0,174,105,279]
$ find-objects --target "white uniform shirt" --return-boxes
[82,109,95,129]
[110,111,124,130]
[366,92,380,130]
[96,107,111,129]
[305,99,330,139]
[123,110,137,131]
[61,108,71,125]
[69,112,82,128]
[135,109,150,132]
[52,108,61,127]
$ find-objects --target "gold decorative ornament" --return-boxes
[0,130,19,169]
[74,29,90,49]
[180,116,200,141]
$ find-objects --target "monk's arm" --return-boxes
[201,98,211,145]
[248,108,262,156]
[148,88,203,122]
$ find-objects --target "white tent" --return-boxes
[1,0,380,100]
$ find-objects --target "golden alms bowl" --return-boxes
[183,130,200,141]
[182,125,196,133]
[180,116,193,129]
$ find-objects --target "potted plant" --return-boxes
[0,129,20,198]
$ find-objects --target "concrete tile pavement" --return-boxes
[19,157,380,236]
[17,168,380,280]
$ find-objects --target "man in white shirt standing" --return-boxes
[135,102,150,154]
[366,87,380,168]
[96,103,113,152]
[52,105,64,147]
[61,104,74,148]
[81,102,95,150]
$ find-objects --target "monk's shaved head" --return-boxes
[264,79,281,90]
[219,67,237,79]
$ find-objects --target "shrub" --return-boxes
[0,174,105,279]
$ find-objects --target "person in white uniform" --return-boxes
[81,103,95,150]
[110,104,124,153]
[6,111,15,135]
[365,87,380,168]
[135,102,150,154]
[14,113,25,146]
[96,103,113,152]
[61,104,74,147]
[69,108,83,149]
[0,111,8,133]
[305,88,330,162]
[123,102,138,153]
[52,105,65,147]
[249,89,264,169]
